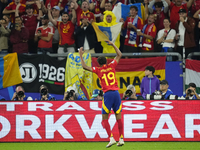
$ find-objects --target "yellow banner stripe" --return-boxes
[93,69,165,94]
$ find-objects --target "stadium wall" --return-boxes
[0,100,200,142]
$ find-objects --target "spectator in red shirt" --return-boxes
[148,0,169,32]
[89,0,105,22]
[3,0,26,23]
[15,2,43,53]
[72,0,95,26]
[34,14,55,54]
[10,16,29,53]
[121,5,144,53]
[47,2,76,59]
[165,0,194,29]
[137,14,157,52]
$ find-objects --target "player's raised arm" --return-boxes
[106,40,122,63]
[79,47,93,72]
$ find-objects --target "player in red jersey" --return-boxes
[79,41,124,148]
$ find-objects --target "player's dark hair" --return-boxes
[15,16,22,21]
[97,56,107,66]
[189,83,196,89]
[163,18,171,23]
[145,66,155,74]
[154,1,163,8]
[62,12,71,21]
[130,6,138,12]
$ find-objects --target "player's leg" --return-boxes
[113,91,124,146]
[115,112,124,146]
[102,91,116,148]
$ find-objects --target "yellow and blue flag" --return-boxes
[112,2,145,22]
[0,53,23,89]
[92,22,123,43]
[65,53,93,100]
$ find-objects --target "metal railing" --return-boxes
[47,52,182,61]
[0,52,182,61]
[187,52,200,59]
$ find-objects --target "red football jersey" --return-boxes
[76,6,95,26]
[35,25,55,48]
[170,3,187,29]
[56,21,75,46]
[22,14,38,39]
[92,59,119,93]
[5,2,26,23]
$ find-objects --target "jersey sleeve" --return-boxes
[92,67,99,75]
[108,59,118,68]
[5,2,13,10]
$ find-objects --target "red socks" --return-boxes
[117,119,123,138]
[102,119,123,138]
[102,119,111,137]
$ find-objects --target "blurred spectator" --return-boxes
[100,0,119,11]
[100,2,112,22]
[0,17,11,54]
[174,9,196,59]
[3,0,26,23]
[3,15,12,29]
[157,18,176,61]
[140,66,160,99]
[48,2,76,59]
[90,89,103,100]
[193,8,200,20]
[48,5,62,54]
[95,11,121,53]
[89,0,105,22]
[75,15,96,53]
[137,14,157,52]
[34,14,55,54]
[193,8,200,30]
[16,3,43,54]
[148,0,168,32]
[121,6,143,53]
[165,0,194,29]
[190,0,200,16]
[159,80,174,99]
[63,86,82,100]
[72,0,95,26]
[183,83,200,99]
[122,84,144,100]
[39,84,56,100]
[11,86,33,100]
[10,16,29,53]
[58,0,71,12]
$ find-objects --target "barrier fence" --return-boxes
[0,100,200,142]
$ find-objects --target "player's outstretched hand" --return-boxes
[78,47,85,56]
[105,40,113,46]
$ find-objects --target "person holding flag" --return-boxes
[94,11,122,54]
[79,40,124,148]
[121,5,143,53]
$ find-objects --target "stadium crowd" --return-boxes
[0,0,200,59]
